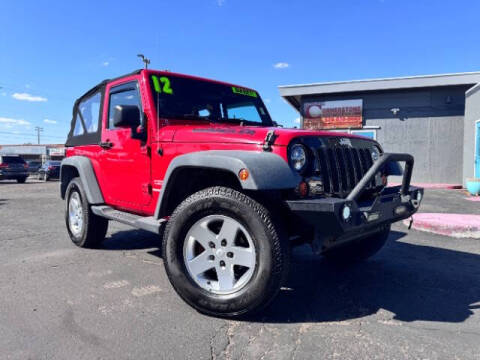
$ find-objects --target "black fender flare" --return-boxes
[154,150,300,218]
[60,156,104,204]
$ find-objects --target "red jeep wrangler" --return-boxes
[61,69,423,317]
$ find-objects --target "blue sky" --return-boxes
[1,0,480,145]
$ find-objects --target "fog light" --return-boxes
[395,205,407,215]
[342,205,351,221]
[416,191,422,202]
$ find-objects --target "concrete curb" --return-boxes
[391,183,463,190]
[403,213,480,239]
[465,196,480,202]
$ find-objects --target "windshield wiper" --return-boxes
[175,114,212,121]
[224,118,265,126]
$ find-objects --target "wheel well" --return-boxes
[161,167,242,216]
[60,165,79,199]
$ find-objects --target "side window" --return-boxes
[77,92,101,133]
[108,82,142,129]
[73,113,84,136]
[226,103,262,123]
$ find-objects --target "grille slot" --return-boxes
[316,146,375,197]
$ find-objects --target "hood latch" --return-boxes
[263,130,278,152]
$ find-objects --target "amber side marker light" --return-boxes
[238,168,249,181]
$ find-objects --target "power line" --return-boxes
[0,130,66,139]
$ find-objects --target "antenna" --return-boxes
[137,54,150,69]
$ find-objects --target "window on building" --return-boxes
[351,129,376,140]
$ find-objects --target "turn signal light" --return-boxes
[238,168,249,181]
[298,181,308,197]
[382,175,388,186]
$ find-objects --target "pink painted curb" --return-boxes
[403,213,480,238]
[465,196,480,202]
[391,183,463,190]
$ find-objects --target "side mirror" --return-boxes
[113,105,141,128]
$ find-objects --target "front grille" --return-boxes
[316,146,375,197]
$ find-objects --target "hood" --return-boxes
[168,123,377,146]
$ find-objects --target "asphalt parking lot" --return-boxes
[1,180,480,360]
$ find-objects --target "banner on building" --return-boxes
[303,99,363,130]
[48,147,65,156]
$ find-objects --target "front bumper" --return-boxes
[286,153,423,253]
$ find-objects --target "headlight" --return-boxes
[290,144,307,171]
[371,146,381,161]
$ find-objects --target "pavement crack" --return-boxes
[209,322,229,360]
[221,321,239,360]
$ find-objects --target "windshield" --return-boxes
[150,74,273,126]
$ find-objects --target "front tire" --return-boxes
[65,177,108,248]
[163,186,289,318]
[16,177,27,183]
[323,225,391,264]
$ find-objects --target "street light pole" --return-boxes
[35,126,43,144]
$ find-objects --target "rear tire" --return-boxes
[65,177,108,248]
[163,186,289,318]
[16,177,27,183]
[323,225,390,264]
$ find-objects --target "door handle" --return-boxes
[99,141,113,150]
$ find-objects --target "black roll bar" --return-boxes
[346,153,414,202]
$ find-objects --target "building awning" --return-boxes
[279,71,480,111]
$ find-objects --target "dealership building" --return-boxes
[0,144,65,162]
[279,72,480,185]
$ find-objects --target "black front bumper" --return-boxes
[286,153,423,252]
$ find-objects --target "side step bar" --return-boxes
[91,206,166,234]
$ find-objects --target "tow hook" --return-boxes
[408,216,414,230]
[263,130,278,151]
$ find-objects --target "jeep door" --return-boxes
[97,78,152,211]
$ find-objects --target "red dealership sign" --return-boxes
[303,99,363,130]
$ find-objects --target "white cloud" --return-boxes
[43,119,57,124]
[273,62,290,69]
[264,98,271,103]
[0,117,31,126]
[294,117,301,124]
[102,61,109,66]
[217,0,225,6]
[12,92,47,102]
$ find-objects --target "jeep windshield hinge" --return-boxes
[263,130,277,152]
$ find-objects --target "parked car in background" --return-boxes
[0,155,29,183]
[26,160,42,174]
[38,161,61,181]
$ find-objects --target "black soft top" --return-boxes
[65,69,142,147]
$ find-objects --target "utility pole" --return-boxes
[137,54,150,69]
[35,126,43,144]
